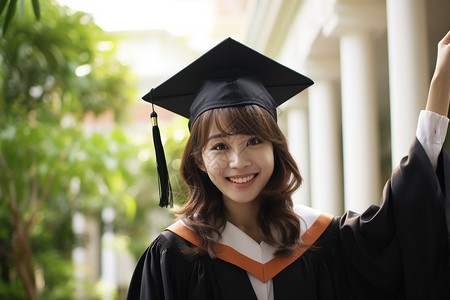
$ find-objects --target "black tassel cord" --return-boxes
[150,98,173,207]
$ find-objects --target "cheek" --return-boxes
[202,151,228,175]
[260,145,275,173]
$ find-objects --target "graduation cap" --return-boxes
[144,37,313,207]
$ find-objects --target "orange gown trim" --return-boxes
[166,213,334,283]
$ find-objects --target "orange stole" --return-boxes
[166,214,334,283]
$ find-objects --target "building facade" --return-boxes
[246,0,450,215]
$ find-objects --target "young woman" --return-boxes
[127,31,450,299]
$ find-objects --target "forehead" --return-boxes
[206,113,231,135]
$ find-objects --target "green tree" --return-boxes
[0,121,187,299]
[0,0,133,126]
[0,0,182,299]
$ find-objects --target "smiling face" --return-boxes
[180,105,302,222]
[199,114,275,206]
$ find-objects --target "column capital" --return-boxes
[323,0,386,37]
[304,57,341,81]
[281,90,308,111]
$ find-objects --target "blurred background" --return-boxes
[0,0,449,299]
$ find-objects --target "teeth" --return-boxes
[229,175,255,183]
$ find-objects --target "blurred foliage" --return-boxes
[0,0,134,125]
[0,120,188,299]
[0,0,41,35]
[117,117,189,259]
[0,0,188,299]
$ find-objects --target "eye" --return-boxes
[212,143,228,150]
[247,137,263,146]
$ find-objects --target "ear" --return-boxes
[196,157,207,172]
[197,162,207,173]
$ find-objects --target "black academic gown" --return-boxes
[127,139,450,299]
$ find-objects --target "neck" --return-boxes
[223,198,262,243]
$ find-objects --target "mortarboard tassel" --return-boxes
[149,91,173,207]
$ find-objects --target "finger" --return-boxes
[439,30,450,47]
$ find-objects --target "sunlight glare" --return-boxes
[57,0,214,34]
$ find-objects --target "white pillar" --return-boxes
[72,212,86,297]
[386,0,429,166]
[340,30,380,213]
[322,0,386,213]
[101,207,116,300]
[285,93,311,207]
[308,79,343,215]
[304,58,343,216]
[72,213,102,299]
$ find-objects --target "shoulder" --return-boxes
[294,205,338,246]
[294,205,335,234]
[148,221,208,264]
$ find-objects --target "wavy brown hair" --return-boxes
[176,105,303,257]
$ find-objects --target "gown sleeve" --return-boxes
[126,231,217,300]
[339,138,450,299]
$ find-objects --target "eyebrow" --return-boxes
[207,133,228,141]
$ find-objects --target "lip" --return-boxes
[226,173,258,188]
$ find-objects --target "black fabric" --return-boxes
[127,139,450,299]
[187,75,278,129]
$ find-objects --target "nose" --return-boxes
[228,148,251,169]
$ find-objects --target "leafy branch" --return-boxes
[0,0,40,34]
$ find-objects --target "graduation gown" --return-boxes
[127,139,450,299]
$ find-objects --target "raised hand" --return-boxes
[426,30,450,116]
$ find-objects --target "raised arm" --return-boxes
[426,30,450,116]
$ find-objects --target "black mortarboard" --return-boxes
[143,37,313,207]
